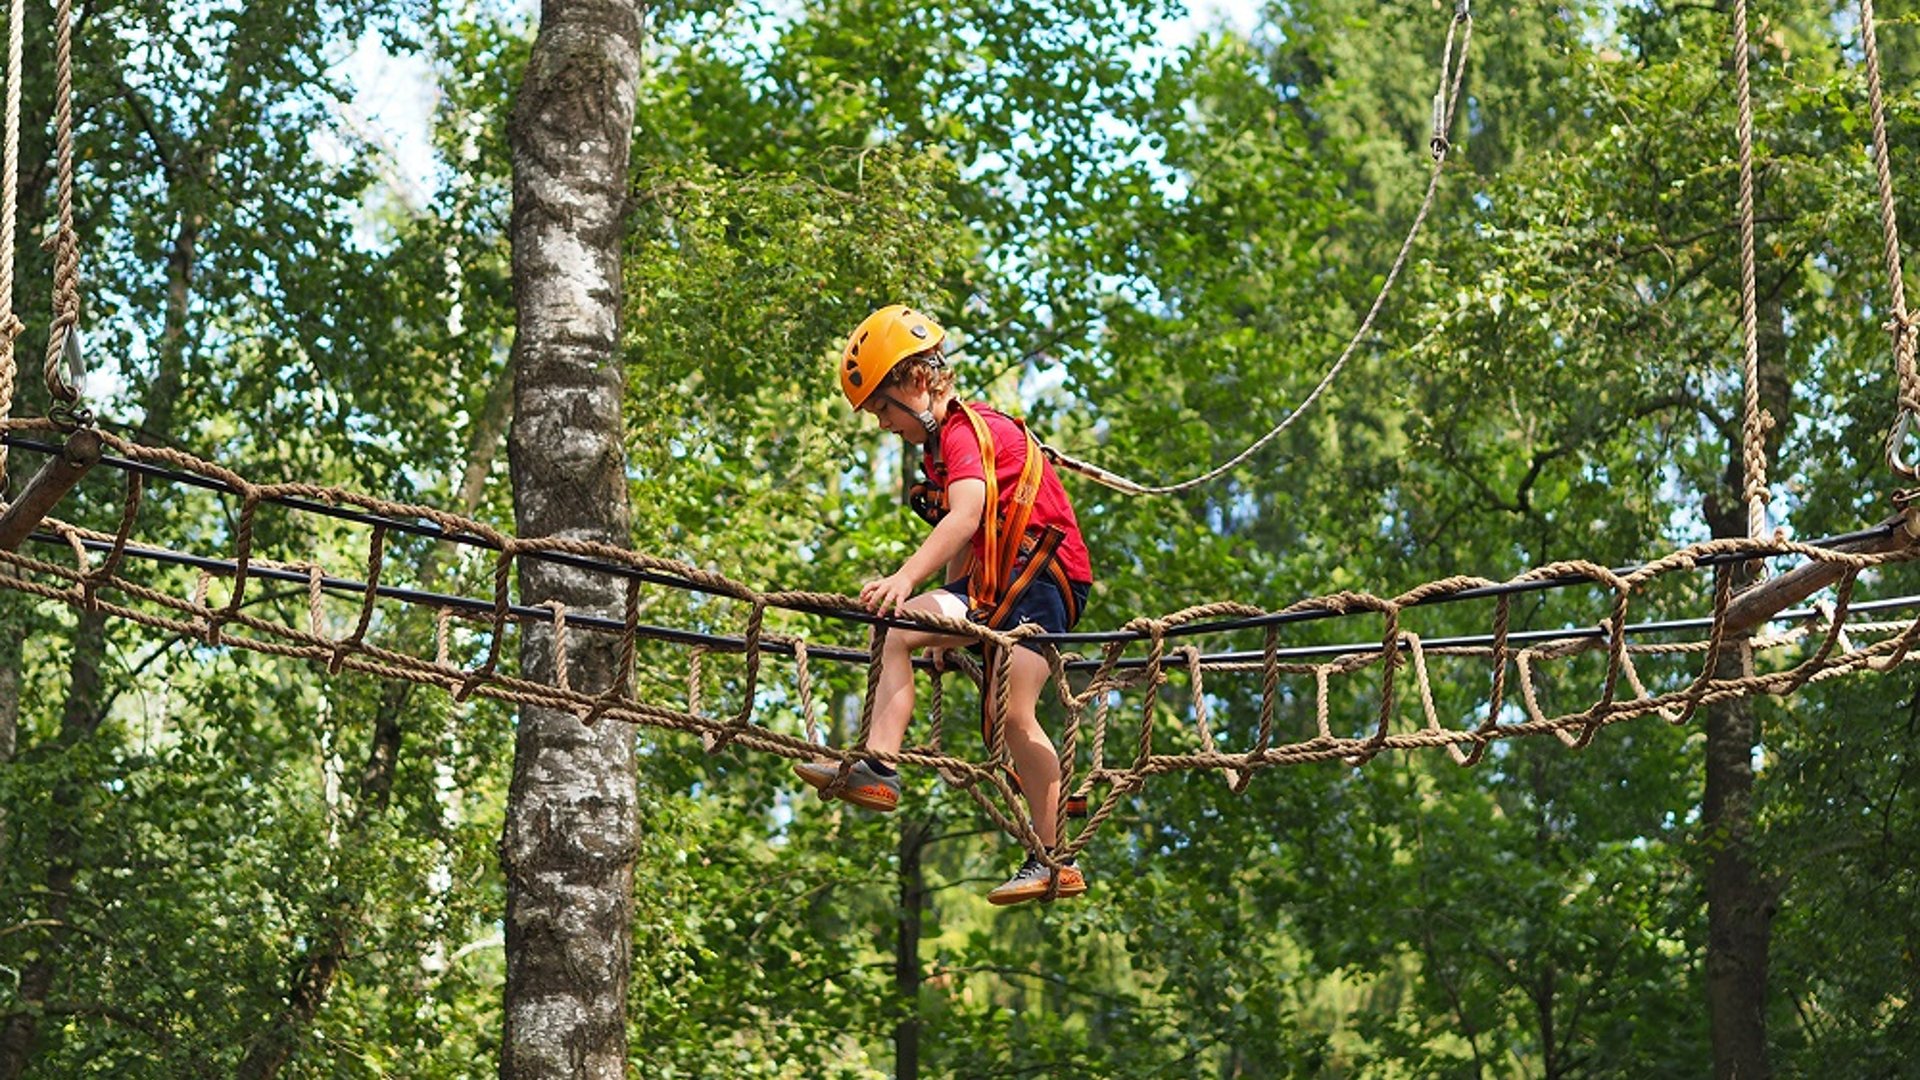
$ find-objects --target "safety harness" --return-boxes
[910,401,1088,817]
[909,401,1081,630]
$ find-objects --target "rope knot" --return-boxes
[1124,616,1171,638]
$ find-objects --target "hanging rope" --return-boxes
[0,0,26,494]
[1732,0,1773,540]
[1042,2,1472,497]
[1857,0,1920,479]
[39,0,81,421]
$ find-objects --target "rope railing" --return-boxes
[1,418,1916,864]
[32,524,1920,669]
[5,433,1907,648]
[0,1,1917,873]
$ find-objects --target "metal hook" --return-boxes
[47,399,92,433]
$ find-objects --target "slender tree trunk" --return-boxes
[0,606,107,1080]
[0,201,197,1079]
[500,2,645,1076]
[895,816,933,1080]
[0,627,20,846]
[1700,275,1789,1079]
[0,427,19,776]
[1702,650,1774,1078]
[236,370,511,1078]
[235,686,405,1080]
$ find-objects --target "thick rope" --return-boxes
[1041,4,1472,497]
[0,0,24,491]
[1732,0,1772,538]
[1857,0,1920,477]
[40,0,78,410]
[2,422,1918,857]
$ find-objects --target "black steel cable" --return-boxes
[3,434,1905,650]
[26,529,1918,675]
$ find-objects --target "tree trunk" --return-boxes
[895,816,933,1080]
[1698,265,1789,1080]
[1702,648,1775,1080]
[236,368,511,1080]
[500,2,645,1076]
[0,606,107,1080]
[0,198,197,1079]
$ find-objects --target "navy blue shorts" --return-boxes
[941,576,1092,654]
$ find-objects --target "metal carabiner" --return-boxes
[1887,410,1920,480]
[62,324,85,390]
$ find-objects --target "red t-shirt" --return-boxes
[933,401,1093,584]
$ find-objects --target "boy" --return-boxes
[795,304,1095,906]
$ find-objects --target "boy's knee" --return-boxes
[1002,711,1044,738]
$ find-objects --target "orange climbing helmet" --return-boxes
[839,304,945,409]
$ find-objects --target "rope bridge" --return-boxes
[1,419,1916,861]
[0,0,1918,870]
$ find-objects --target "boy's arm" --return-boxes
[859,478,986,614]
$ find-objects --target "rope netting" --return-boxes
[0,0,1918,869]
[1,419,1916,861]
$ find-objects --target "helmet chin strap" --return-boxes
[878,390,941,443]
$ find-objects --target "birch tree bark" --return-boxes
[501,1,645,1075]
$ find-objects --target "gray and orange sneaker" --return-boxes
[793,759,901,813]
[986,853,1088,906]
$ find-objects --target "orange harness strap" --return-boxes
[940,405,1087,818]
[948,402,1056,622]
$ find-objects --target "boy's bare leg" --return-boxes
[999,644,1063,847]
[864,589,972,759]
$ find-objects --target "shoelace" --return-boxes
[1016,855,1074,879]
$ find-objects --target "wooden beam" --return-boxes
[1721,510,1920,636]
[0,428,102,552]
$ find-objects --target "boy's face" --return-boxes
[860,377,933,439]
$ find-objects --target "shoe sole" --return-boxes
[987,872,1088,907]
[793,764,899,813]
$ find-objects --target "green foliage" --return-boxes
[7,0,1920,1076]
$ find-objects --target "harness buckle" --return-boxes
[908,481,951,527]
